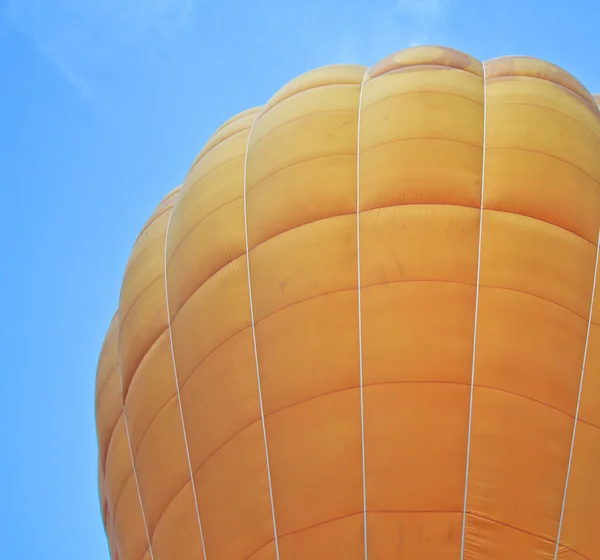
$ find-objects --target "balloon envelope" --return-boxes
[95,46,600,560]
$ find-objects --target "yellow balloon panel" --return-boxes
[276,513,364,560]
[367,511,463,559]
[95,47,600,559]
[151,483,205,560]
[167,115,254,319]
[559,253,600,560]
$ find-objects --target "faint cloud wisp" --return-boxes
[3,0,197,102]
[397,0,448,47]
[330,0,450,67]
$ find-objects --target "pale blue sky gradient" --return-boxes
[1,1,599,558]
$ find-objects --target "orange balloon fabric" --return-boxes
[95,47,600,560]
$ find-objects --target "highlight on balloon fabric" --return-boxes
[95,46,600,559]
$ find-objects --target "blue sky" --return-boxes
[1,1,598,558]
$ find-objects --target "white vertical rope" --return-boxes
[243,114,281,559]
[116,354,155,560]
[356,67,370,560]
[553,230,600,559]
[459,61,488,560]
[164,208,208,560]
[103,495,116,559]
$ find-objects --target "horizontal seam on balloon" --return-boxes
[119,326,171,405]
[174,279,474,392]
[186,151,245,192]
[135,195,180,243]
[480,284,590,323]
[165,202,592,375]
[119,328,177,458]
[259,82,364,120]
[171,149,389,270]
[123,325,170,405]
[190,127,246,168]
[106,315,196,466]
[168,208,358,323]
[369,66,471,80]
[113,271,597,488]
[116,373,589,524]
[177,275,589,397]
[175,275,590,397]
[245,151,358,196]
[101,409,124,475]
[149,377,580,538]
[145,379,471,502]
[118,274,164,331]
[124,235,166,277]
[98,321,118,361]
[360,136,482,156]
[179,152,246,210]
[138,191,180,229]
[166,194,244,268]
[577,416,600,431]
[246,150,356,190]
[187,128,249,177]
[173,195,597,329]
[465,510,592,558]
[486,74,599,116]
[99,406,122,470]
[96,353,117,394]
[361,89,484,113]
[374,64,482,80]
[147,379,467,540]
[168,202,481,323]
[243,508,465,559]
[152,188,181,211]
[488,102,600,143]
[467,510,554,542]
[107,320,179,462]
[190,378,576,479]
[487,207,598,249]
[213,108,261,136]
[249,513,357,555]
[468,513,595,560]
[476,383,577,418]
[96,362,118,407]
[149,372,473,477]
[134,207,172,245]
[217,107,262,130]
[486,146,600,187]
[485,205,599,248]
[130,392,178,462]
[557,545,594,560]
[125,200,595,344]
[484,203,598,247]
[110,468,135,523]
[249,109,357,153]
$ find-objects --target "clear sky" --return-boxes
[1,1,598,558]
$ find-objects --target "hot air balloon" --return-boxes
[95,46,600,559]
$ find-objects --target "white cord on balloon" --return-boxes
[356,66,370,560]
[459,61,487,560]
[553,229,600,559]
[164,208,208,560]
[116,343,156,560]
[243,113,281,560]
